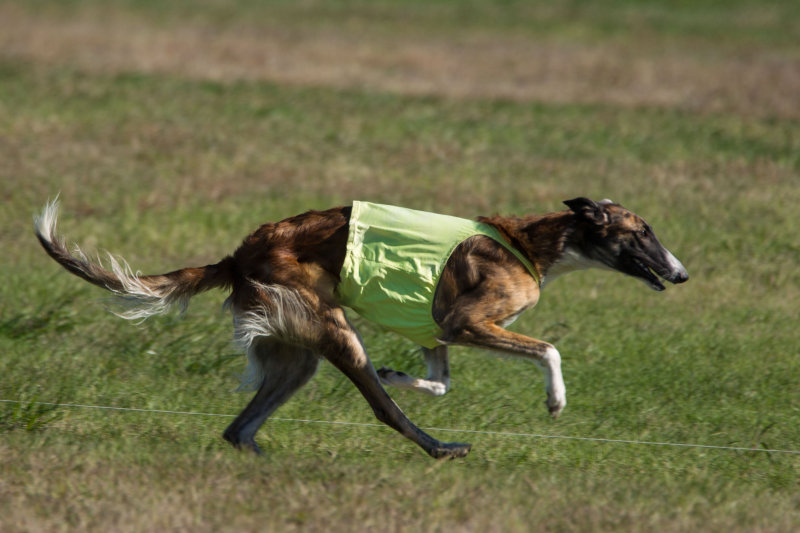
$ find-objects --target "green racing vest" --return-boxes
[336,201,539,348]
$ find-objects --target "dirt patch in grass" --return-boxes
[2,4,799,119]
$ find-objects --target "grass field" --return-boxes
[2,1,800,531]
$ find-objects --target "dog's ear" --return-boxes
[563,197,610,225]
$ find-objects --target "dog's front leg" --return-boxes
[440,323,566,419]
[321,307,471,458]
[377,345,451,396]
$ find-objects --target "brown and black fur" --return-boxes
[34,197,688,459]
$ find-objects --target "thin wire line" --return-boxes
[0,400,237,418]
[2,398,798,455]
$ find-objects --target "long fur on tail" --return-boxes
[34,198,235,320]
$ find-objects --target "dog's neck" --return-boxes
[479,211,598,288]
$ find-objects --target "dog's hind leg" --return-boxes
[377,345,451,396]
[223,338,318,454]
[318,307,469,459]
[228,281,468,458]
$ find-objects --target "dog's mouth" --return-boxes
[628,257,666,291]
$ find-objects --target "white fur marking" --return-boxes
[106,254,187,320]
[378,370,449,396]
[418,380,449,396]
[541,246,609,287]
[33,197,60,244]
[378,348,451,396]
[35,198,186,321]
[538,345,566,417]
[664,249,687,277]
[233,283,315,391]
[500,311,523,328]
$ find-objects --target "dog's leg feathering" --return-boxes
[229,285,469,458]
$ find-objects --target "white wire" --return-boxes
[2,398,798,455]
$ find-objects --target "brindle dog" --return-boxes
[35,197,688,458]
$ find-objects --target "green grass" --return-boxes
[2,1,800,531]
[17,0,800,47]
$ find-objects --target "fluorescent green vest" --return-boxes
[336,202,538,348]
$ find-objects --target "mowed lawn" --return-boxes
[1,1,799,531]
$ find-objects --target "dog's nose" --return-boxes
[664,251,688,284]
[667,264,689,284]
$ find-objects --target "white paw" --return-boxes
[419,380,449,397]
[542,346,566,419]
[546,385,566,419]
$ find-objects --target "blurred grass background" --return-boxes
[1,1,799,531]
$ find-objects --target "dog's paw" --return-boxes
[226,436,264,455]
[428,441,472,459]
[422,381,448,396]
[545,389,566,420]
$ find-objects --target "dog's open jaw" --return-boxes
[631,257,667,291]
[543,235,688,292]
[543,245,682,291]
[620,241,689,291]
[560,197,689,292]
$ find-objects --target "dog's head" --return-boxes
[564,197,689,291]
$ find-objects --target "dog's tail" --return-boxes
[34,198,236,320]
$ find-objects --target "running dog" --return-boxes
[34,197,688,459]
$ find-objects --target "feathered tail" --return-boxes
[34,198,235,319]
